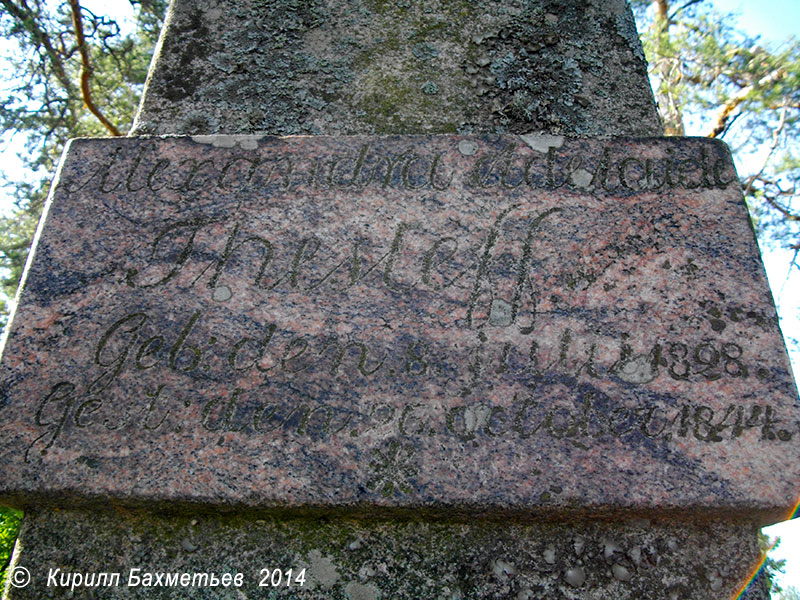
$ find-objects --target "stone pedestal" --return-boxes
[9,509,767,599]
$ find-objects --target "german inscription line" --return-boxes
[23,140,794,458]
[63,140,736,196]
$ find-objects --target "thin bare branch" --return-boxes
[744,156,779,198]
[762,192,800,222]
[743,98,789,198]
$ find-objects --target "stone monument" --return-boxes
[1,1,797,598]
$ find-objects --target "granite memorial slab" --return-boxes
[0,134,797,521]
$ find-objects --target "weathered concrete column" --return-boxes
[2,2,793,599]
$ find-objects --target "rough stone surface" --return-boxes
[6,508,768,599]
[0,135,797,524]
[131,0,662,137]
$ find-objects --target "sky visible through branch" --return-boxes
[0,0,137,216]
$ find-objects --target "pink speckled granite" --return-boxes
[0,135,797,521]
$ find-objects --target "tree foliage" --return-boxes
[757,532,789,598]
[0,507,22,590]
[632,0,800,254]
[0,0,167,329]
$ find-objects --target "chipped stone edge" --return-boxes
[190,134,265,150]
[518,134,565,153]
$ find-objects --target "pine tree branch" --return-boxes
[0,0,77,119]
[708,68,787,138]
[655,0,669,25]
[67,0,122,136]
